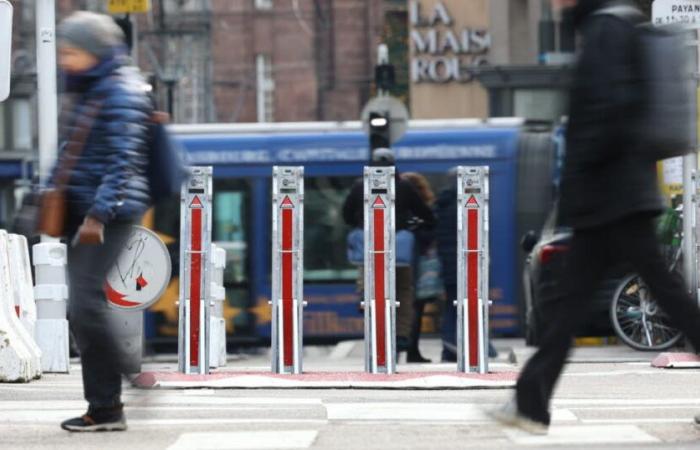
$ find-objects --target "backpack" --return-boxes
[147,112,189,204]
[598,5,696,160]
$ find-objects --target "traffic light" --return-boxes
[369,111,391,153]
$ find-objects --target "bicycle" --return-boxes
[609,205,684,351]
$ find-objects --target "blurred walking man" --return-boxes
[490,0,700,434]
[55,12,152,432]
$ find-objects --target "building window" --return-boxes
[256,54,275,123]
[255,0,273,10]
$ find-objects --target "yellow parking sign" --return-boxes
[107,0,151,14]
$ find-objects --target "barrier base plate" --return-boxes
[651,352,700,368]
[133,370,517,390]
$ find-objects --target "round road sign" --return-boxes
[105,226,172,311]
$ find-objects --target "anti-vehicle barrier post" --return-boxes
[456,166,490,374]
[178,166,213,375]
[32,239,69,373]
[271,166,305,374]
[363,166,397,374]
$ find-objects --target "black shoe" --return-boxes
[407,351,431,363]
[396,336,410,352]
[61,405,127,432]
[441,348,457,363]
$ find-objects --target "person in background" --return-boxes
[434,170,498,363]
[55,11,152,432]
[342,149,436,355]
[401,172,438,363]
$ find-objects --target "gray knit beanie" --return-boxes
[57,11,125,58]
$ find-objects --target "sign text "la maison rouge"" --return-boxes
[410,0,491,84]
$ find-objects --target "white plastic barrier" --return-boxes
[33,241,70,373]
[8,235,37,337]
[209,244,227,369]
[0,230,41,381]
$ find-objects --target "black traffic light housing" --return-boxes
[369,111,391,152]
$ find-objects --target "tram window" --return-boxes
[213,181,250,286]
[304,176,358,282]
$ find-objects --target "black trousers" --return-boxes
[517,214,700,425]
[67,222,134,409]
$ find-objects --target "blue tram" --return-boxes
[141,119,557,345]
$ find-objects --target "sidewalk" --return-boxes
[134,338,656,390]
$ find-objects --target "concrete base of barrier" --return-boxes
[651,352,700,368]
[35,319,70,373]
[209,317,226,369]
[133,370,517,390]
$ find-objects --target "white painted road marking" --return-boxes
[504,425,660,445]
[325,403,577,423]
[167,431,318,449]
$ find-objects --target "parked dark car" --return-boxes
[521,211,624,346]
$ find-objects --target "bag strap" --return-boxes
[52,100,102,189]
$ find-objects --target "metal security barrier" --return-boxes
[456,166,490,374]
[271,166,305,374]
[363,167,397,374]
[178,166,213,375]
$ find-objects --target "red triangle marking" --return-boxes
[372,196,386,208]
[280,195,294,209]
[190,196,203,208]
[466,195,479,208]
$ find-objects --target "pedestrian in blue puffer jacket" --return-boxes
[55,11,152,433]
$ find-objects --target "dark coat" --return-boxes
[558,0,665,229]
[342,176,436,231]
[434,186,457,289]
[54,52,152,229]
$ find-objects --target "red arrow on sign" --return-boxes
[280,195,294,209]
[372,196,386,209]
[190,196,203,209]
[466,195,479,208]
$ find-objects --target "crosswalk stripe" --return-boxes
[554,398,700,406]
[504,425,660,445]
[325,403,577,423]
[168,431,318,450]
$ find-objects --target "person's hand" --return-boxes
[75,216,104,245]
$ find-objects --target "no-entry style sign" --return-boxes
[105,226,171,311]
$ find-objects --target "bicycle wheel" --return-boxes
[610,274,683,351]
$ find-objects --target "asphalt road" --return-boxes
[1,339,700,450]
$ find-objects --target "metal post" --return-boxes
[178,167,213,375]
[36,0,58,184]
[271,166,305,374]
[363,166,397,374]
[684,153,697,295]
[689,28,700,303]
[456,166,490,374]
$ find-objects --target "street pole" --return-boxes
[36,0,57,185]
[684,28,700,300]
[34,0,70,374]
